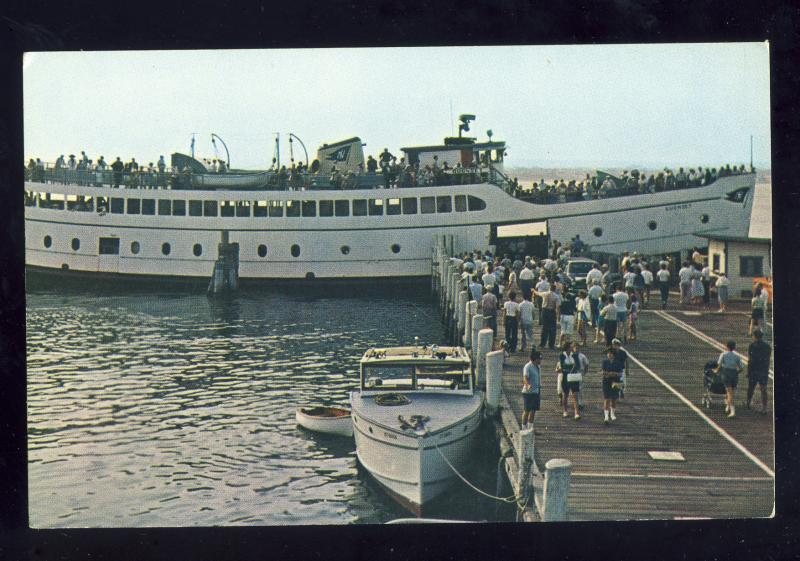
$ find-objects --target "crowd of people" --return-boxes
[509,164,755,204]
[450,238,771,427]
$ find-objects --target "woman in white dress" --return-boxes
[690,265,704,306]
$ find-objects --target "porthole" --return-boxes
[391,244,401,254]
[71,238,80,251]
[593,227,603,237]
[341,245,350,255]
[193,243,202,257]
[61,263,69,270]
[291,244,300,258]
[701,214,710,224]
[43,235,52,248]
[162,242,171,256]
[257,244,267,258]
[648,221,657,231]
[305,272,315,280]
[131,241,140,255]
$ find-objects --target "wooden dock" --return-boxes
[497,305,775,521]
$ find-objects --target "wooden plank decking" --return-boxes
[496,304,775,521]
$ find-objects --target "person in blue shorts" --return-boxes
[601,347,622,424]
[521,350,542,428]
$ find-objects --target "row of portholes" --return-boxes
[592,214,710,237]
[42,236,402,257]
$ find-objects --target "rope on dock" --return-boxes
[433,442,517,504]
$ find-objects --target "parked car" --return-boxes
[564,258,600,290]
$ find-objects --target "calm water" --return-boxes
[27,287,514,527]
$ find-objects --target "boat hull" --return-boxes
[295,407,353,437]
[351,393,483,514]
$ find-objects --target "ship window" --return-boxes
[319,200,334,217]
[353,199,368,216]
[286,200,300,217]
[130,241,140,254]
[302,200,316,217]
[221,201,235,217]
[39,193,65,210]
[236,202,251,217]
[387,198,401,215]
[43,235,52,248]
[436,196,452,213]
[341,245,350,255]
[193,243,202,257]
[203,201,218,217]
[25,191,36,207]
[110,198,124,214]
[99,237,120,255]
[391,244,401,254]
[257,244,268,258]
[335,200,350,217]
[172,200,186,216]
[402,197,417,214]
[126,198,141,214]
[648,220,657,231]
[291,244,301,257]
[701,214,710,224]
[467,196,486,211]
[142,199,156,215]
[269,201,284,217]
[368,198,383,216]
[67,195,92,212]
[158,199,172,216]
[161,242,171,255]
[593,227,603,237]
[254,201,268,217]
[71,238,80,251]
[420,196,435,214]
[189,200,202,216]
[455,195,467,212]
[96,196,108,213]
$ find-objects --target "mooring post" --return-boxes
[475,328,493,388]
[485,350,504,415]
[457,290,468,335]
[471,314,483,360]
[465,300,477,348]
[542,458,572,522]
[517,427,535,497]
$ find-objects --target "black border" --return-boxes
[2,1,799,560]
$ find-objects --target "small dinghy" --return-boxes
[296,406,353,437]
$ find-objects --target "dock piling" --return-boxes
[485,350,504,415]
[465,300,477,348]
[541,459,572,522]
[475,328,493,388]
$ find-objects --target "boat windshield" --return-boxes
[362,362,470,391]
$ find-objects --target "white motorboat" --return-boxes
[350,344,483,515]
[295,406,353,437]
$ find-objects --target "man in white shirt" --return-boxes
[612,286,629,342]
[518,264,536,300]
[518,294,536,352]
[641,265,654,307]
[502,293,520,352]
[586,263,602,287]
[678,262,693,304]
[623,268,637,290]
[534,275,550,325]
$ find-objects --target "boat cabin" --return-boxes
[359,346,473,396]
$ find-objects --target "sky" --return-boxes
[23,44,771,169]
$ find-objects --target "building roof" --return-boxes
[697,233,772,244]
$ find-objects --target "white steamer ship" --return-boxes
[24,116,756,284]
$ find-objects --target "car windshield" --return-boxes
[568,262,595,275]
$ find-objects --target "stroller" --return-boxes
[700,360,726,409]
